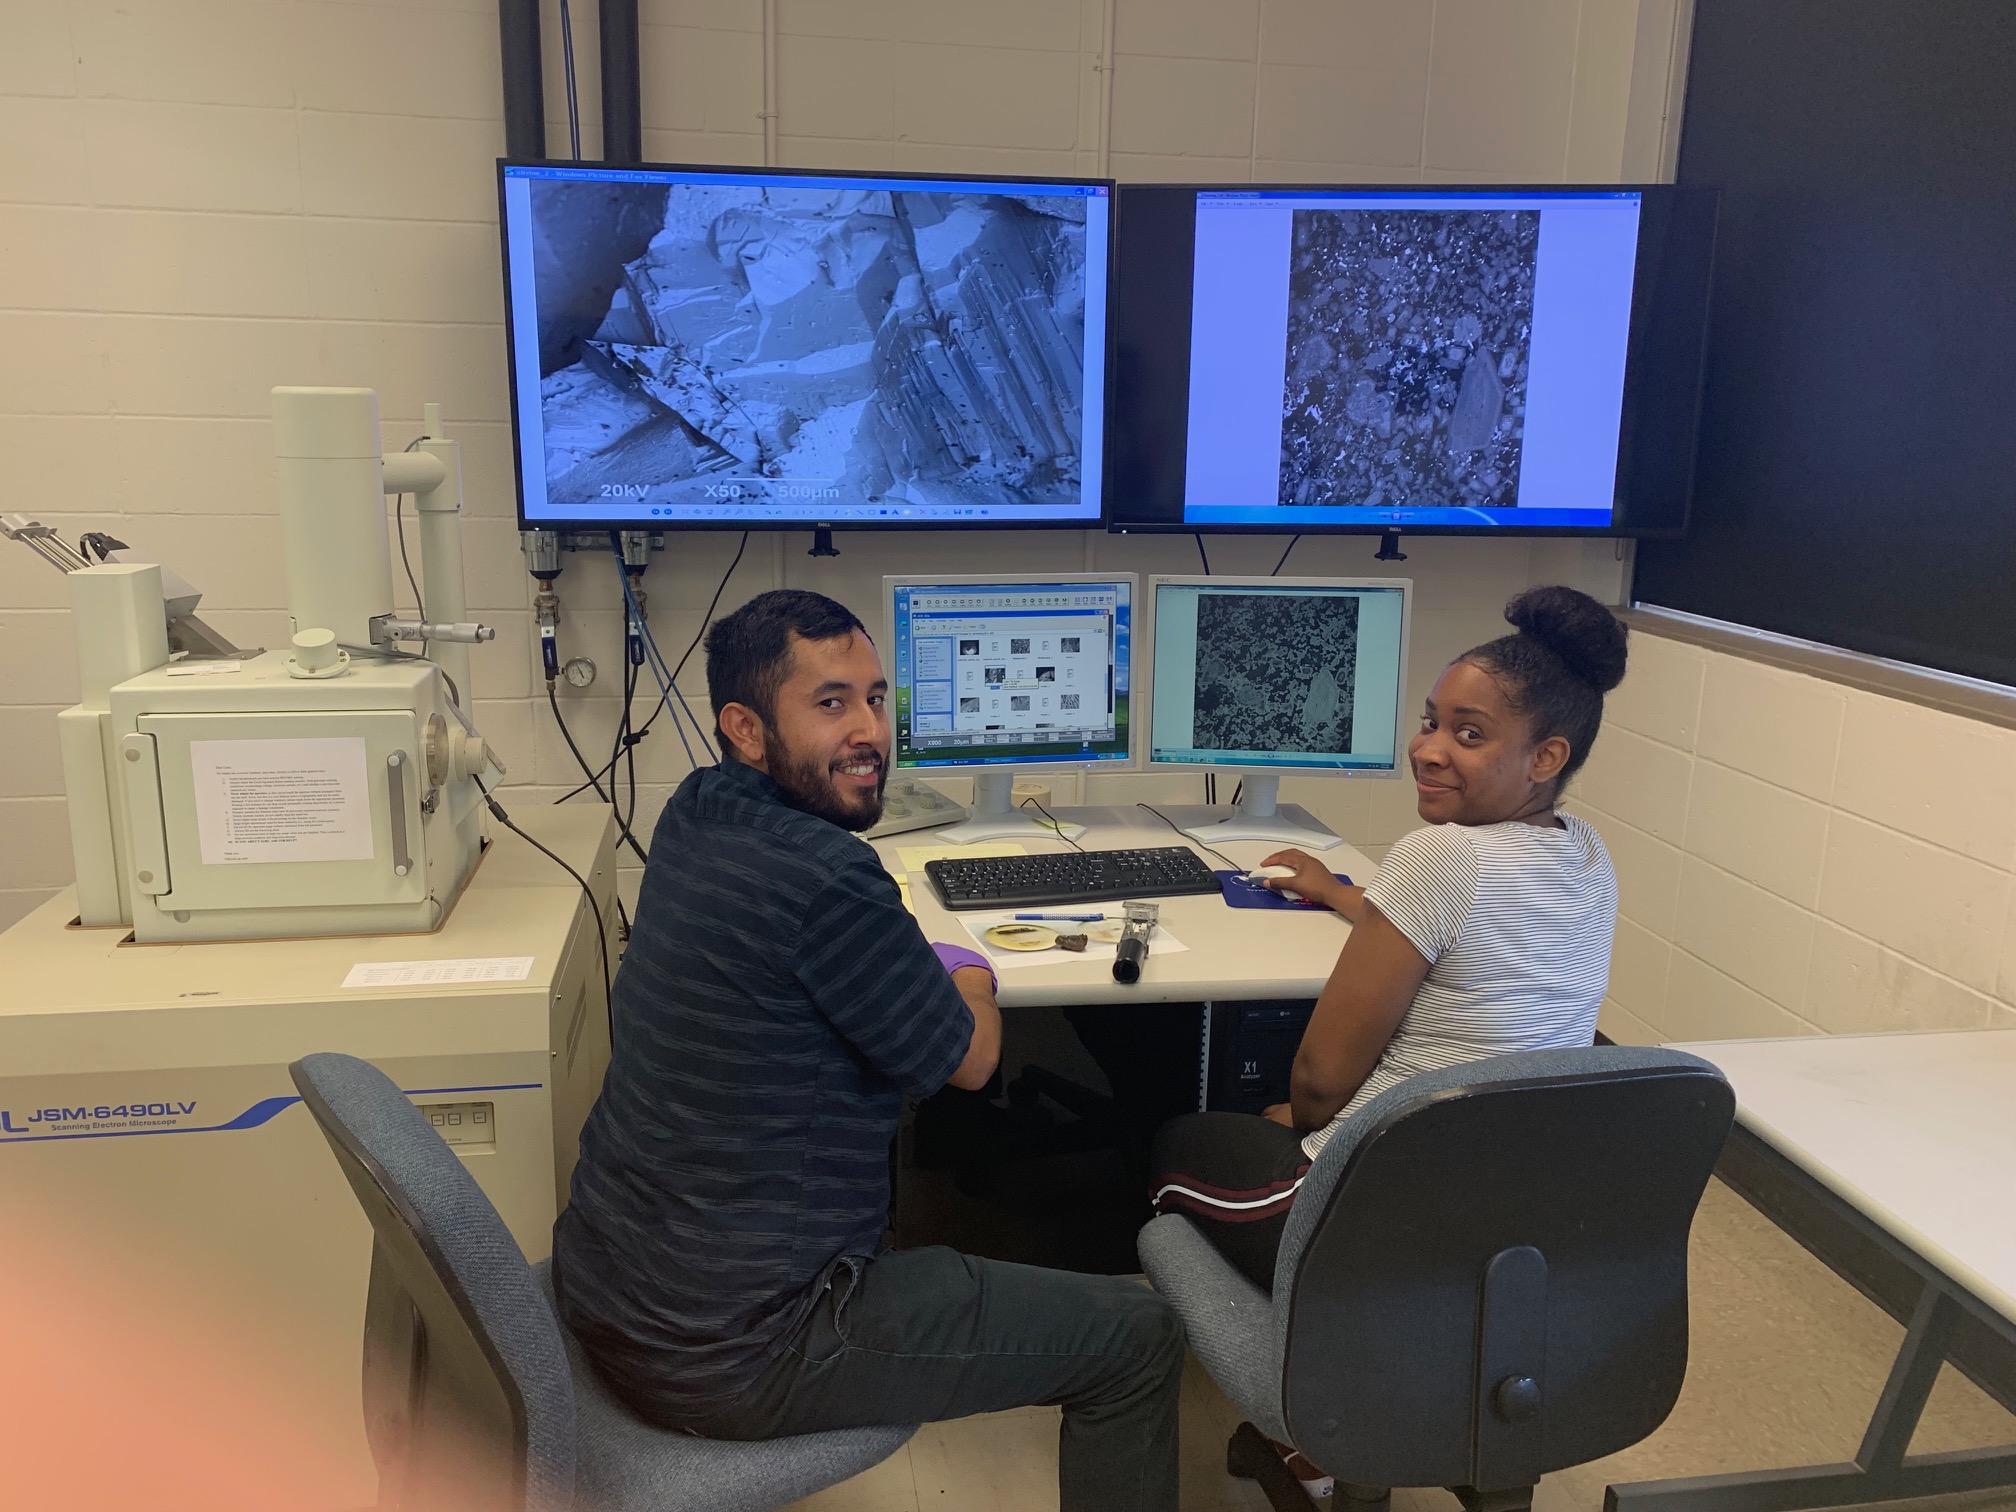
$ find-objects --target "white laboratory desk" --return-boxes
[1607,1029,2016,1512]
[869,802,1370,1007]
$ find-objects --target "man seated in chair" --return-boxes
[553,589,1185,1512]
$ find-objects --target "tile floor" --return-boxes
[781,1180,2016,1512]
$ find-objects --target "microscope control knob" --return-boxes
[423,713,450,787]
[448,728,489,782]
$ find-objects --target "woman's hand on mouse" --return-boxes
[1259,849,1342,905]
[1259,849,1366,922]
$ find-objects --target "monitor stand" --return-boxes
[933,770,1087,845]
[1179,773,1343,851]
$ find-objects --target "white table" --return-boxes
[868,802,1370,1008]
[1607,1029,2016,1512]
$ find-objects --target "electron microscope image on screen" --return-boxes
[1193,594,1359,755]
[526,179,1089,511]
[1278,209,1538,511]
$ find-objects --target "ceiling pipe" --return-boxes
[1096,0,1115,177]
[760,0,779,166]
[499,0,546,159]
[600,0,642,164]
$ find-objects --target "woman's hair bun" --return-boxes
[1503,586,1628,694]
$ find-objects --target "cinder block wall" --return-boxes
[1577,634,2016,1043]
[1,0,1668,929]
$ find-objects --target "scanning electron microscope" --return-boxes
[9,386,501,943]
[1,387,614,1509]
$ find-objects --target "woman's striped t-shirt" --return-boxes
[1302,813,1618,1159]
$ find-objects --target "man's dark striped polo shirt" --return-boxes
[552,752,972,1423]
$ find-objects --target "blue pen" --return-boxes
[1013,912,1108,922]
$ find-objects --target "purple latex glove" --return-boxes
[932,941,998,993]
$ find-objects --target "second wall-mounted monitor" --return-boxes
[1110,184,1717,536]
[501,161,1114,532]
[1146,576,1411,851]
[885,574,1137,844]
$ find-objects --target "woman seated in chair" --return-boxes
[1150,585,1629,1296]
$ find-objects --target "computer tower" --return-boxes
[1204,999,1318,1114]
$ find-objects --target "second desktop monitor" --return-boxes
[1145,576,1410,850]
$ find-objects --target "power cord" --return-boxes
[556,0,582,159]
[1194,533,1212,575]
[395,435,426,619]
[670,530,749,683]
[547,682,649,864]
[554,532,750,805]
[1018,794,1087,853]
[475,777,612,1037]
[1271,535,1301,575]
[616,652,642,851]
[619,558,715,768]
[1135,801,1242,871]
[337,643,466,717]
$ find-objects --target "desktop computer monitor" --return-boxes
[499,160,1115,532]
[884,573,1137,843]
[1144,575,1411,851]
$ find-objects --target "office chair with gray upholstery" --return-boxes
[288,1052,914,1512]
[1140,1046,1735,1512]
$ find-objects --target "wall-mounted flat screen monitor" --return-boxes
[500,160,1114,531]
[1109,184,1717,536]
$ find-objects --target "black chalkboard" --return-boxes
[1632,1,2016,685]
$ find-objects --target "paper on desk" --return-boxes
[896,878,916,916]
[342,956,534,989]
[955,911,1189,971]
[893,840,1027,878]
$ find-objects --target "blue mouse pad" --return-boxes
[1214,870,1352,910]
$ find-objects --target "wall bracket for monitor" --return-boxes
[809,525,840,558]
[1375,528,1407,562]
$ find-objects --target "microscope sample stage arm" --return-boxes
[3,514,250,661]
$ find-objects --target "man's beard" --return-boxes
[766,734,887,832]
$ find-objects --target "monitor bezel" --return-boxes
[497,157,1120,535]
[1140,573,1413,779]
[881,571,1143,778]
[1106,182,1718,540]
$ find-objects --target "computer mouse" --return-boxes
[1243,865,1297,882]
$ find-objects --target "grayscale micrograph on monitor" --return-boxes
[526,180,1090,509]
[1193,594,1359,754]
[1279,209,1538,511]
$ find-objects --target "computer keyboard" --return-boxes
[924,846,1222,910]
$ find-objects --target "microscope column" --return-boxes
[272,386,395,647]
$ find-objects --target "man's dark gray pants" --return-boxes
[683,1245,1185,1512]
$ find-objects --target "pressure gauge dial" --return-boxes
[562,656,598,689]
